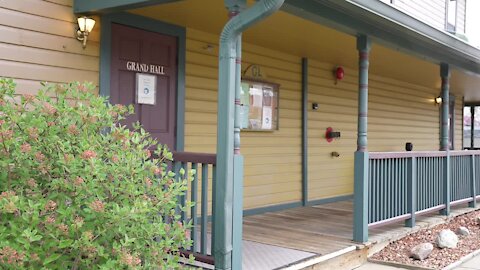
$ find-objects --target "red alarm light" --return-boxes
[335,66,345,81]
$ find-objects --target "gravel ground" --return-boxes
[371,210,480,269]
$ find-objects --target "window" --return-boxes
[463,105,480,149]
[240,80,279,131]
[446,0,457,32]
[449,99,455,149]
[464,106,472,148]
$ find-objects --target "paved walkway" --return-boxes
[355,255,480,270]
[455,254,480,270]
[354,263,407,269]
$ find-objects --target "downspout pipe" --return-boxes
[214,1,284,269]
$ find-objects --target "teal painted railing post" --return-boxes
[439,63,451,216]
[469,155,477,208]
[214,1,285,269]
[441,153,451,215]
[353,35,371,243]
[302,58,309,206]
[405,157,417,228]
[440,63,450,151]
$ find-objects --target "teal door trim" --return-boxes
[99,12,186,151]
[74,0,183,14]
[301,58,309,206]
[282,0,480,75]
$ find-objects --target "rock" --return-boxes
[457,226,470,236]
[436,229,458,249]
[410,243,434,260]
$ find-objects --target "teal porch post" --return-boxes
[214,1,285,269]
[353,35,371,243]
[440,63,451,216]
[231,4,245,269]
[440,63,450,151]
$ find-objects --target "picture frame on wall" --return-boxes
[240,79,279,131]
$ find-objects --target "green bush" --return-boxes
[0,79,192,269]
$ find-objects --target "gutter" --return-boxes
[214,0,285,269]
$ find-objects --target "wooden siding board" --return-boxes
[0,59,98,84]
[0,0,75,22]
[0,7,100,42]
[0,0,99,93]
[394,0,446,30]
[0,25,100,57]
[0,42,99,71]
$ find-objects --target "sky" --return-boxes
[466,0,480,47]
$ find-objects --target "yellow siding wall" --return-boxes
[184,28,464,208]
[307,60,465,201]
[184,29,303,209]
[0,0,99,94]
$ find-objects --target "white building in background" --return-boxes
[466,0,480,47]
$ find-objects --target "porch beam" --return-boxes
[353,35,371,243]
[73,0,182,14]
[282,0,480,75]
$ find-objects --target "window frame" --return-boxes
[445,0,458,33]
[463,103,480,150]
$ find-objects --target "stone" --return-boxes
[436,229,458,249]
[410,243,434,260]
[477,217,480,225]
[457,226,470,236]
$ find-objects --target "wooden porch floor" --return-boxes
[243,200,355,255]
[241,200,356,269]
[240,199,480,269]
[242,199,456,269]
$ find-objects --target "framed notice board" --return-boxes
[240,79,279,131]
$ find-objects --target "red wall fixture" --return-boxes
[325,127,341,142]
[334,66,345,84]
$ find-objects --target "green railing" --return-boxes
[172,151,216,265]
[365,151,480,231]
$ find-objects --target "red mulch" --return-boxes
[371,210,480,269]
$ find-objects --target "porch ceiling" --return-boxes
[130,0,480,101]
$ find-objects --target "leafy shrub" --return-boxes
[0,79,192,269]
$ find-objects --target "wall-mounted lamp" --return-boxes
[76,16,96,48]
[435,96,442,105]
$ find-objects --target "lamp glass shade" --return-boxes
[78,17,95,33]
[435,97,443,104]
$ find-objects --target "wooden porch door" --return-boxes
[110,23,178,150]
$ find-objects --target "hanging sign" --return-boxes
[127,61,165,75]
[136,73,156,105]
